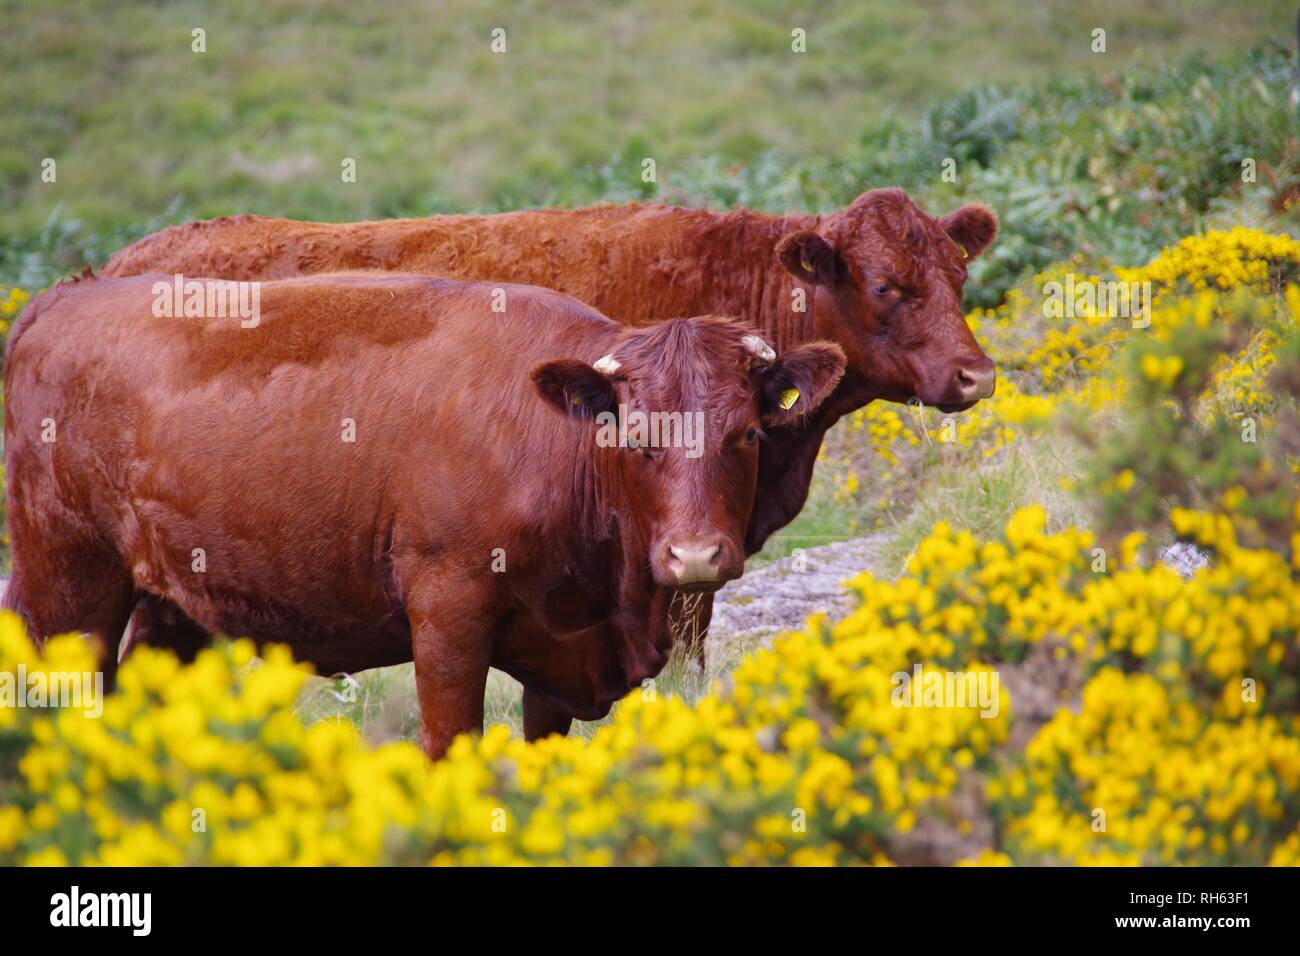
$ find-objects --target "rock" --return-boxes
[705,535,887,658]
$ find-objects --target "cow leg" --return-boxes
[405,576,494,760]
[121,595,212,664]
[522,689,572,741]
[3,551,134,691]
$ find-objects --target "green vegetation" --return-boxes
[0,2,1293,229]
[4,6,1299,298]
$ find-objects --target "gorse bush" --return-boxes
[822,226,1300,540]
[0,617,1008,866]
[1,501,1295,865]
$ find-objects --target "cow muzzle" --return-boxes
[652,533,740,590]
[955,362,996,402]
[934,357,995,412]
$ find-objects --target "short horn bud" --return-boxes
[742,335,775,364]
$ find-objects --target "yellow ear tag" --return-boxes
[800,255,813,273]
[958,244,969,259]
[779,388,800,410]
[571,395,583,406]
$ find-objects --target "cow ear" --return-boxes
[531,359,618,421]
[776,231,840,286]
[939,204,998,260]
[759,342,846,426]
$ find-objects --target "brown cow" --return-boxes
[3,272,844,756]
[103,189,998,663]
[103,188,997,548]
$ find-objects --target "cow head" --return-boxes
[532,318,845,591]
[775,187,996,412]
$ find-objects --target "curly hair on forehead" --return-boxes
[845,189,944,250]
[611,316,766,410]
[838,188,966,289]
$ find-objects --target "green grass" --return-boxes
[751,464,869,563]
[9,32,1300,306]
[2,0,1295,235]
[295,634,753,747]
[874,436,1092,579]
[295,664,421,744]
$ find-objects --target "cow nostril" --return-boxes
[669,544,720,564]
[955,365,996,400]
[667,543,723,583]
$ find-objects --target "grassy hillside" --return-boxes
[2,0,1296,234]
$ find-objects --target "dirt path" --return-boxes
[704,535,888,659]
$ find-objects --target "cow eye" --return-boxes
[626,435,655,459]
[627,435,652,456]
[872,283,891,296]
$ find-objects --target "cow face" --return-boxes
[775,188,996,413]
[533,319,845,591]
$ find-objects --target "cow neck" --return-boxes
[762,212,824,355]
[816,369,876,428]
[672,207,822,356]
[743,370,877,555]
[679,206,865,421]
